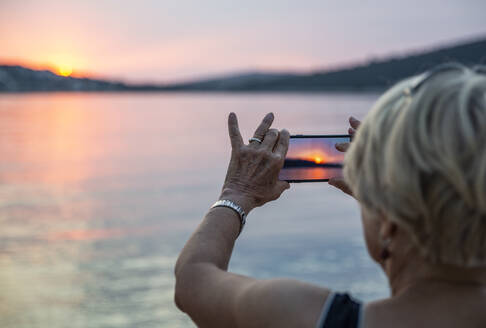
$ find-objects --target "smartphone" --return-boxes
[278,135,351,182]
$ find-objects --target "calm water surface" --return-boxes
[0,92,388,328]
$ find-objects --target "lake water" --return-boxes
[0,92,388,328]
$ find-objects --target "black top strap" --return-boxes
[318,293,362,328]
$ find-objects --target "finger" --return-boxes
[253,112,274,139]
[261,129,279,150]
[328,178,353,196]
[348,127,356,135]
[278,180,291,193]
[274,129,290,156]
[228,112,243,149]
[335,142,350,152]
[349,116,361,129]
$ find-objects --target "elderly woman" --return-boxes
[174,64,486,328]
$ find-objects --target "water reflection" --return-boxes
[0,92,385,328]
[0,94,96,185]
[0,186,91,327]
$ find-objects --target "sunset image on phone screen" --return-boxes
[279,136,350,182]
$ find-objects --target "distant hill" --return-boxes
[165,37,486,92]
[1,37,485,93]
[0,65,134,92]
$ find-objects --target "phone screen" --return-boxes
[278,135,351,182]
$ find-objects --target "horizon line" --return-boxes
[1,33,484,85]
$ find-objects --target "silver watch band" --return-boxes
[211,199,246,235]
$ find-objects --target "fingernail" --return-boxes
[264,112,274,122]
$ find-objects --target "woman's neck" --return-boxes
[386,254,486,297]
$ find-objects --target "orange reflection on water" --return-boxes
[0,94,98,185]
[46,224,167,242]
[47,228,126,241]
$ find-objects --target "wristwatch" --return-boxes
[211,199,246,235]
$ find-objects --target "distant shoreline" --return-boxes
[0,88,384,95]
[1,36,485,93]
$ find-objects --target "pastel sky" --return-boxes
[1,0,485,83]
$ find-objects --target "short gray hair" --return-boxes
[344,64,486,267]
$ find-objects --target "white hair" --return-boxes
[344,64,486,267]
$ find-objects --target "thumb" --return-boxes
[335,142,350,152]
[328,177,353,197]
[278,180,291,193]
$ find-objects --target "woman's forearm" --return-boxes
[175,185,258,275]
[174,112,290,315]
[175,206,241,273]
[174,206,244,313]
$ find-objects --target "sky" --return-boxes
[1,0,485,83]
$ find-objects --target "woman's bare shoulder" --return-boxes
[363,288,486,328]
[234,278,331,328]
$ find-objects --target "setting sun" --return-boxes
[314,157,323,164]
[58,64,73,77]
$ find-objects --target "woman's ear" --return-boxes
[376,212,398,262]
[378,212,398,240]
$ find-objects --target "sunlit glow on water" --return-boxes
[0,92,387,327]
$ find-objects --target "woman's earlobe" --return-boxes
[380,238,392,261]
[378,214,397,261]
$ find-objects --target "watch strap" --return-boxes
[211,199,246,235]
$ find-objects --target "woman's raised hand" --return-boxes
[219,112,290,214]
[328,116,361,197]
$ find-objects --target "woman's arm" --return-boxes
[174,113,330,328]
